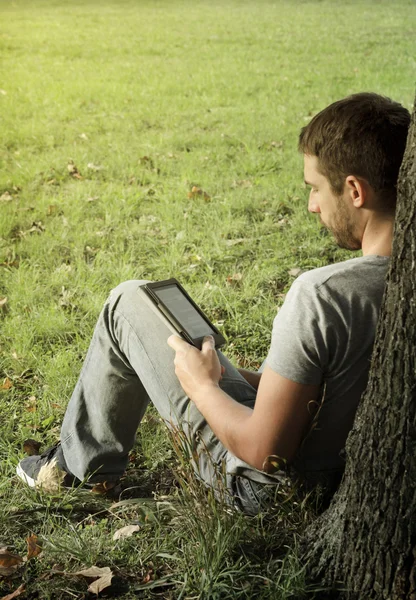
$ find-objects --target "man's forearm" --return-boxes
[191,383,263,468]
[237,368,262,390]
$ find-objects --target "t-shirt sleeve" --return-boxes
[266,278,334,385]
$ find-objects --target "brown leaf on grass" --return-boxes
[113,525,141,541]
[47,204,57,216]
[73,566,113,594]
[27,221,45,235]
[226,273,243,285]
[0,257,19,269]
[230,179,252,189]
[142,571,153,584]
[26,534,42,560]
[67,161,83,179]
[0,583,26,600]
[24,396,37,413]
[139,155,154,168]
[0,297,8,314]
[84,246,98,263]
[187,186,211,200]
[59,286,76,310]
[288,268,303,278]
[1,378,12,391]
[224,238,247,247]
[87,163,104,171]
[0,192,13,202]
[91,481,119,495]
[141,565,155,585]
[23,439,41,456]
[0,549,23,577]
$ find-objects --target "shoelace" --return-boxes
[40,443,60,461]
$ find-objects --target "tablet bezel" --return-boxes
[143,278,225,349]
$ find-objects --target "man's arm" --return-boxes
[168,335,319,471]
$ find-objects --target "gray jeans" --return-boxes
[60,281,285,515]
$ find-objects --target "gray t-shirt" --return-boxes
[266,255,389,484]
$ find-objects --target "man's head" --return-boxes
[299,93,410,250]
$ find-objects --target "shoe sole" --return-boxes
[16,463,36,487]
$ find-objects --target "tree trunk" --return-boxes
[302,96,416,599]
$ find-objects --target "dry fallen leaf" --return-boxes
[24,397,37,413]
[67,161,83,179]
[225,238,247,247]
[1,378,12,391]
[0,297,8,314]
[139,155,154,167]
[0,549,23,577]
[230,179,252,189]
[226,273,243,284]
[0,192,13,202]
[288,268,303,277]
[187,186,210,200]
[47,205,57,216]
[139,215,157,225]
[23,439,41,456]
[0,583,26,600]
[87,163,104,171]
[113,525,141,541]
[26,534,42,560]
[73,566,113,594]
[27,221,45,235]
[91,481,119,495]
[0,258,19,269]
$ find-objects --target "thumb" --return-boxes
[202,335,216,352]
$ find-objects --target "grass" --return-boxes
[0,0,415,597]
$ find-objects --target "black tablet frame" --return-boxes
[142,278,225,350]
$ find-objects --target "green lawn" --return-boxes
[0,0,415,597]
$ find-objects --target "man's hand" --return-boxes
[167,335,225,400]
[169,337,319,471]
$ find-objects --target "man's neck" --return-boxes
[361,212,395,257]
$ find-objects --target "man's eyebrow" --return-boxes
[304,179,315,187]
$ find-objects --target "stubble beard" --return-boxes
[322,202,361,251]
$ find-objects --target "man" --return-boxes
[17,93,410,515]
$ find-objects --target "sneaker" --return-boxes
[16,443,76,492]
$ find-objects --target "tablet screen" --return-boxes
[154,284,215,339]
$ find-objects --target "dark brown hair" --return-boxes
[299,92,410,208]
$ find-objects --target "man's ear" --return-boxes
[345,175,369,208]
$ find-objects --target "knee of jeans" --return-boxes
[109,279,151,303]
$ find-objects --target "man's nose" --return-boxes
[308,193,321,213]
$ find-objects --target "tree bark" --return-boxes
[302,95,416,599]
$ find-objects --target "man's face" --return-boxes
[303,154,361,250]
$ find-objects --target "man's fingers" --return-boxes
[202,335,216,352]
[167,335,192,352]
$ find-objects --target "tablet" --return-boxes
[141,279,225,349]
